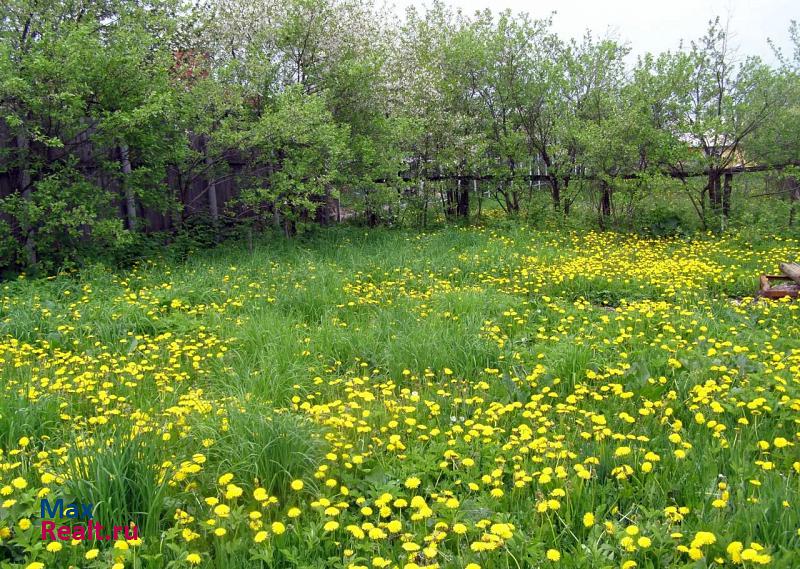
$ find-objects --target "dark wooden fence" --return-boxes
[2,119,797,238]
[0,128,242,233]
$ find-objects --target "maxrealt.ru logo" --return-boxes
[40,499,138,541]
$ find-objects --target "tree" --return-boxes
[0,1,183,271]
[88,19,180,231]
[747,21,800,225]
[394,1,465,225]
[579,49,692,227]
[677,18,781,224]
[236,86,349,237]
[464,10,546,215]
[514,22,566,212]
[570,36,630,225]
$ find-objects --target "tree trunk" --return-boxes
[317,186,333,226]
[17,131,37,268]
[444,177,458,218]
[789,180,799,227]
[283,218,295,238]
[119,144,136,231]
[283,197,296,237]
[272,206,281,230]
[599,180,612,227]
[170,166,185,233]
[246,225,254,254]
[707,169,721,213]
[562,176,572,215]
[444,184,455,218]
[475,179,482,219]
[511,181,519,213]
[420,180,428,228]
[722,171,732,219]
[268,162,281,230]
[499,182,512,214]
[549,175,561,213]
[457,178,469,217]
[699,184,708,227]
[508,158,519,214]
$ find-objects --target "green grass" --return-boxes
[0,219,798,568]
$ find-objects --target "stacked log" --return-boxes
[779,262,800,285]
[758,262,800,299]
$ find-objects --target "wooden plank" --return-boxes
[779,262,800,286]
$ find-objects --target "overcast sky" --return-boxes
[389,0,799,64]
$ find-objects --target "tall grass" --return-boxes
[66,432,174,538]
[209,403,325,499]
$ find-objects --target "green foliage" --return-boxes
[234,86,349,235]
[0,4,182,273]
[0,1,798,276]
[638,206,691,237]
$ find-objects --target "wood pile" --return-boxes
[758,262,800,299]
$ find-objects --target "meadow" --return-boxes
[0,222,798,569]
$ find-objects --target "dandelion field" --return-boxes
[1,224,799,569]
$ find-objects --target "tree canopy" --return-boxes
[1,0,798,272]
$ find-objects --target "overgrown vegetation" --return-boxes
[0,220,799,568]
[1,2,800,568]
[1,2,799,274]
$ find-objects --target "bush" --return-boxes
[639,206,691,237]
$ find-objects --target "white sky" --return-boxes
[388,0,799,64]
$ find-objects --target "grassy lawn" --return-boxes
[1,223,798,568]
